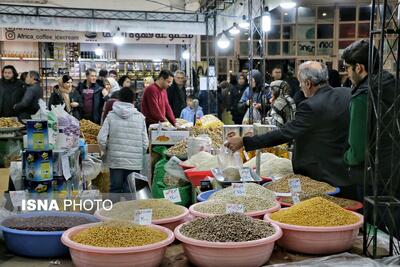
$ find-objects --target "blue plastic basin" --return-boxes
[197,189,220,202]
[0,211,98,258]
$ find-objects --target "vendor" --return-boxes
[141,70,176,128]
[226,61,352,191]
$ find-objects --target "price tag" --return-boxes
[239,168,253,182]
[10,191,26,208]
[61,155,72,180]
[226,204,245,214]
[79,190,100,200]
[291,193,300,204]
[134,209,152,225]
[288,178,302,193]
[163,188,182,203]
[232,183,245,196]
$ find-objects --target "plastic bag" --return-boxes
[217,146,243,170]
[2,140,22,168]
[164,156,189,187]
[31,99,58,149]
[82,155,102,182]
[242,107,262,124]
[187,135,212,158]
[151,146,192,207]
[51,104,80,149]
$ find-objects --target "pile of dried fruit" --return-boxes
[0,117,23,128]
[80,119,101,144]
[180,213,275,242]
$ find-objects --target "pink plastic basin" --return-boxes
[189,201,281,219]
[175,221,282,267]
[61,223,174,267]
[264,211,363,255]
[94,206,189,231]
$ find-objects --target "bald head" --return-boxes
[298,61,329,98]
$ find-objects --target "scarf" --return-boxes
[59,86,71,113]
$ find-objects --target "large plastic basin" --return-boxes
[189,201,281,219]
[94,206,189,231]
[61,222,174,267]
[264,211,363,254]
[0,211,99,258]
[175,221,282,267]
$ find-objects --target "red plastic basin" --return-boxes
[184,169,214,187]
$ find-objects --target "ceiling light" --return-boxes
[284,12,288,16]
[113,36,124,45]
[262,11,271,32]
[94,47,103,56]
[238,15,250,29]
[280,1,296,9]
[182,49,190,59]
[322,12,327,17]
[217,32,230,49]
[229,23,240,35]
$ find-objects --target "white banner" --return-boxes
[0,28,195,44]
[0,15,205,35]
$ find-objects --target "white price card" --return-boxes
[163,188,182,203]
[291,193,300,204]
[134,209,152,225]
[61,155,72,180]
[10,191,26,208]
[226,204,245,214]
[232,183,245,196]
[79,190,100,200]
[288,178,302,193]
[239,168,253,182]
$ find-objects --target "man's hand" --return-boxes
[102,88,109,97]
[255,103,262,110]
[225,136,244,152]
[71,102,79,108]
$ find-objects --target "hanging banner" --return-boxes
[0,28,195,44]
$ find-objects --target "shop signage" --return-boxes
[0,28,195,44]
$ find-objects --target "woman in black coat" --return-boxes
[48,75,82,119]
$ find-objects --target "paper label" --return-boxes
[61,155,72,180]
[239,168,253,182]
[226,204,245,213]
[79,190,100,200]
[288,178,302,193]
[134,209,152,225]
[232,183,245,196]
[291,193,300,204]
[163,188,182,203]
[211,168,225,181]
[10,191,26,208]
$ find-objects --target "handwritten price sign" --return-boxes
[226,204,245,214]
[232,183,245,196]
[288,178,302,193]
[134,209,152,225]
[163,188,182,203]
[10,191,26,208]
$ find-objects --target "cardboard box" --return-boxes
[26,120,49,151]
[150,130,189,145]
[24,150,53,182]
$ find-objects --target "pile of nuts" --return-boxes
[0,117,23,128]
[265,174,335,194]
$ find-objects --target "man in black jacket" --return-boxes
[167,70,187,118]
[226,61,352,188]
[76,68,105,124]
[14,71,43,118]
[0,65,25,117]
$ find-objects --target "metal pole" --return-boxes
[248,0,254,124]
[214,10,218,117]
[206,15,211,114]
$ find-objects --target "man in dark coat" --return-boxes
[76,68,105,124]
[226,61,352,190]
[14,71,43,118]
[167,70,187,118]
[0,65,25,117]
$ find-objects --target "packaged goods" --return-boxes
[26,120,49,151]
[265,174,335,194]
[270,197,360,226]
[279,194,359,208]
[183,151,218,170]
[2,216,94,231]
[24,150,53,181]
[193,196,276,215]
[99,199,185,221]
[210,183,276,201]
[260,157,293,178]
[71,222,167,247]
[243,152,278,168]
[180,213,275,242]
